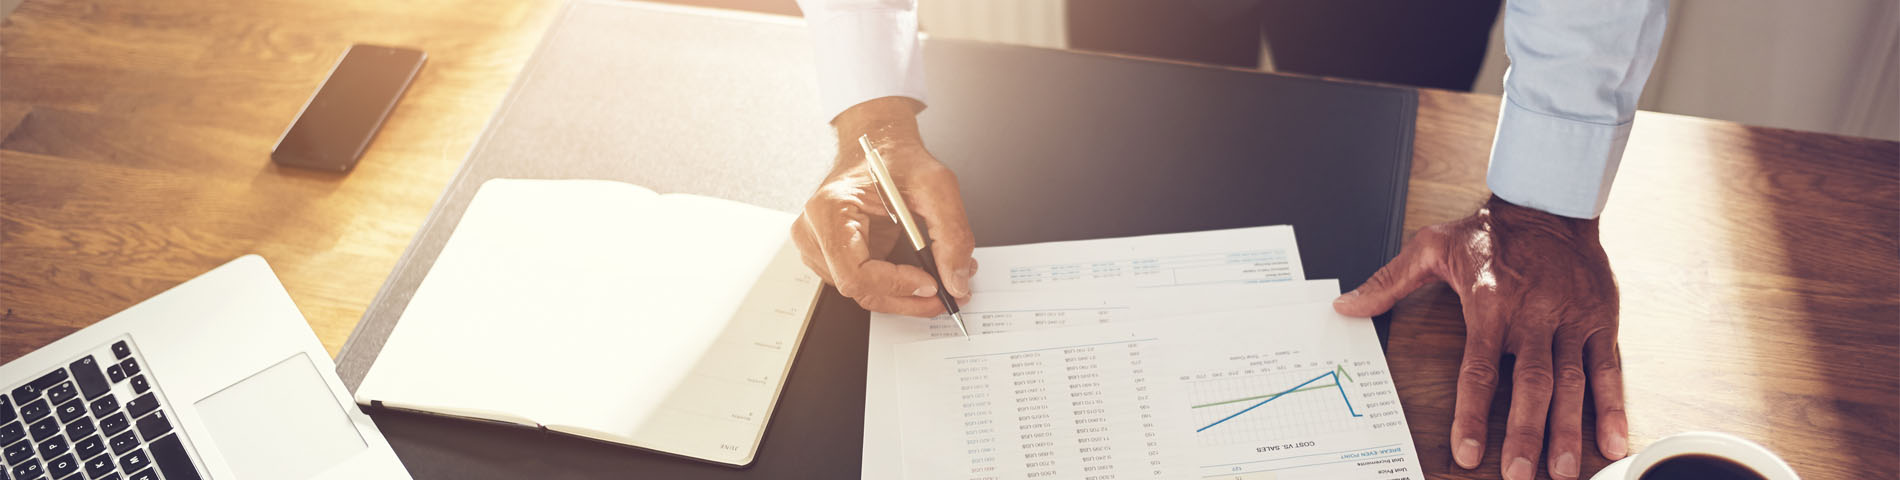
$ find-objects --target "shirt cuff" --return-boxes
[804,8,927,122]
[1485,93,1632,219]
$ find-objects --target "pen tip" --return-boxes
[950,312,970,337]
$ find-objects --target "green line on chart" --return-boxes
[1191,384,1337,409]
[1189,365,1357,409]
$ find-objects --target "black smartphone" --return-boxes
[271,44,426,171]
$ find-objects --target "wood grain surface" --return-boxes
[2,1,1895,479]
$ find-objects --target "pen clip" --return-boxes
[859,135,929,251]
[867,166,904,231]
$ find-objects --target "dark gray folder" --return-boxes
[336,1,1413,478]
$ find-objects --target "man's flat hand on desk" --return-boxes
[792,96,976,317]
[1333,195,1626,480]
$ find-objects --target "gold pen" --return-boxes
[858,135,970,336]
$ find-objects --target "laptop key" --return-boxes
[42,385,73,408]
[107,431,137,455]
[3,440,31,464]
[111,342,130,361]
[6,386,33,403]
[115,360,139,379]
[83,453,112,478]
[127,377,148,395]
[61,418,92,441]
[72,435,102,460]
[67,358,108,401]
[133,412,169,441]
[116,449,147,473]
[36,434,67,458]
[43,454,74,479]
[0,395,14,425]
[52,401,83,424]
[27,418,58,442]
[27,371,66,397]
[0,422,22,446]
[98,413,129,437]
[11,369,67,401]
[126,469,156,480]
[87,396,117,420]
[9,458,40,479]
[105,366,124,384]
[122,395,156,421]
[148,435,198,480]
[17,400,47,425]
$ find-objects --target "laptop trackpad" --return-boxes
[195,352,366,479]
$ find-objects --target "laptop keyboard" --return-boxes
[3,339,202,480]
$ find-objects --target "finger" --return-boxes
[857,294,948,317]
[908,167,977,299]
[1586,329,1629,460]
[849,260,946,299]
[1499,329,1557,480]
[1450,311,1504,470]
[1334,228,1444,317]
[943,259,979,307]
[1546,330,1591,480]
[806,195,938,300]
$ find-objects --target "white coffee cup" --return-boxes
[1590,431,1799,480]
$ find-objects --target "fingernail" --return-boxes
[1333,290,1360,304]
[1454,438,1481,468]
[1604,432,1628,459]
[948,267,975,297]
[1506,457,1534,480]
[912,285,936,297]
[1554,452,1578,478]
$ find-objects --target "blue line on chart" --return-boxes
[1196,370,1363,433]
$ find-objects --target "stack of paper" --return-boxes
[866,226,1423,479]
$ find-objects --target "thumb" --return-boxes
[1335,235,1442,317]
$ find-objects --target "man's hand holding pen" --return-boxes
[791,96,978,317]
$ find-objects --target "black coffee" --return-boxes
[1638,454,1768,480]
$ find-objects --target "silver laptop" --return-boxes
[0,256,408,479]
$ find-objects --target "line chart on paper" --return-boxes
[1193,365,1363,433]
[1181,351,1417,479]
[889,303,1425,480]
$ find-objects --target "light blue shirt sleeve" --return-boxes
[1487,0,1669,219]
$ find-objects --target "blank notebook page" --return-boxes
[356,178,814,464]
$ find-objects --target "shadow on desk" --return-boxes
[1738,128,1899,477]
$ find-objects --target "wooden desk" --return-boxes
[3,0,1894,478]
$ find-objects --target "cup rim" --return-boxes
[1626,431,1798,480]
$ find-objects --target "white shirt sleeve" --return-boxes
[796,0,927,122]
[1486,0,1669,219]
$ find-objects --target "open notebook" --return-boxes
[354,178,820,467]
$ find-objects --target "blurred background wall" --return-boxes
[9,0,1882,140]
[914,0,1899,141]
